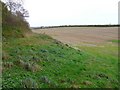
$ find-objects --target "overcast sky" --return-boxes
[24,0,119,27]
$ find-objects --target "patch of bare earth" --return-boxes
[32,27,118,45]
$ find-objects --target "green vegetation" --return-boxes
[2,34,118,88]
[77,43,118,88]
[110,40,120,43]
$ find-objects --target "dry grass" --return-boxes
[15,60,42,72]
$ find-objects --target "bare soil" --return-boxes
[32,27,118,45]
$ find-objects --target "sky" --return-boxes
[24,0,119,27]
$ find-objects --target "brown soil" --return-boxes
[32,27,118,45]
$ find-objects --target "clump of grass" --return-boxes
[21,78,38,88]
[65,44,69,47]
[82,81,93,86]
[15,60,25,67]
[36,33,53,40]
[54,40,62,45]
[15,60,42,72]
[110,40,120,43]
[40,76,51,84]
[70,84,81,88]
[3,62,14,69]
[2,51,9,60]
[40,76,58,87]
[25,62,42,72]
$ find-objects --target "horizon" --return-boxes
[30,24,119,28]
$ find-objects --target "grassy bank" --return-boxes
[2,33,118,88]
[77,42,118,88]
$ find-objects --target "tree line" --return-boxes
[33,24,120,29]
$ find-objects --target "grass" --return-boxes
[110,40,120,43]
[2,34,119,88]
[77,42,118,88]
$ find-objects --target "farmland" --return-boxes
[32,27,118,45]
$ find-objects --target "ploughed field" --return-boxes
[32,27,118,45]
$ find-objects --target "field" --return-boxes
[32,27,118,45]
[2,27,119,88]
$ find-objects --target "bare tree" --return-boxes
[6,0,29,18]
